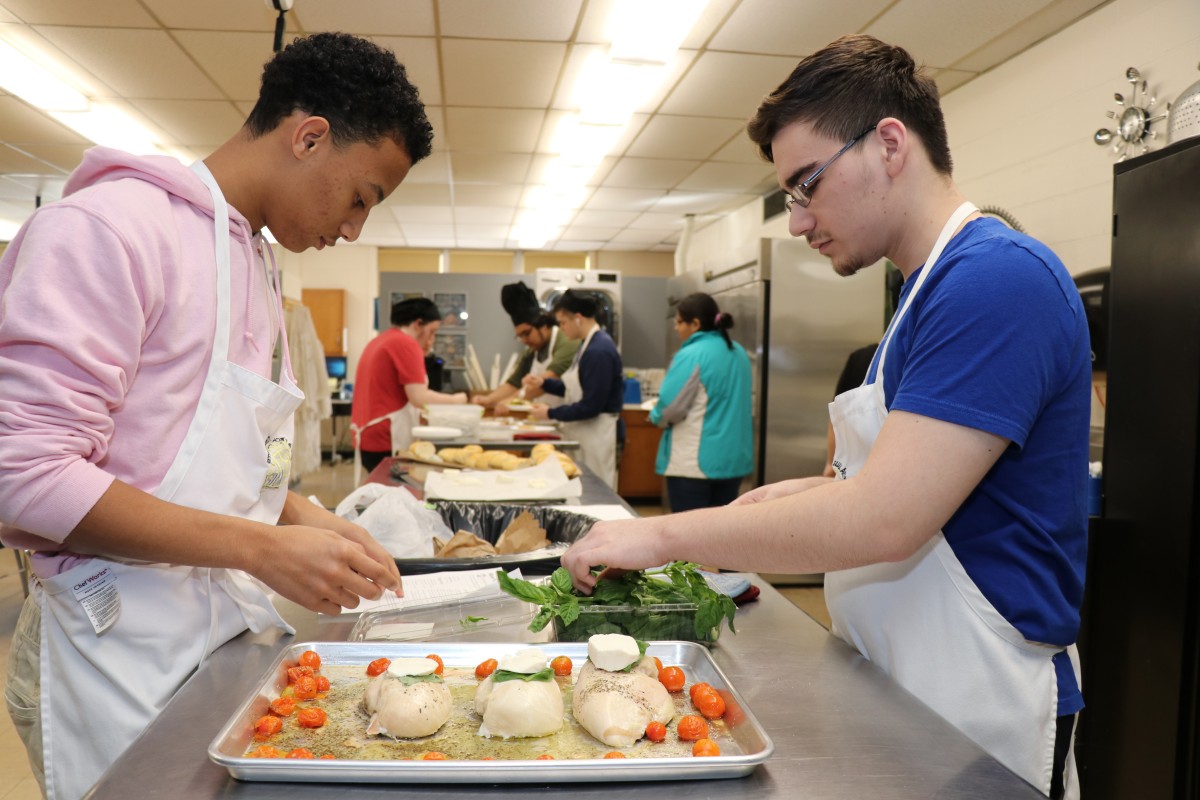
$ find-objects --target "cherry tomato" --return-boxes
[658,666,686,693]
[692,738,721,757]
[297,707,327,728]
[425,654,445,676]
[550,656,573,676]
[651,656,663,673]
[603,751,627,759]
[689,681,713,702]
[644,721,667,743]
[422,751,449,760]
[693,686,726,720]
[316,675,331,694]
[366,658,391,677]
[293,674,319,701]
[676,714,708,742]
[250,745,283,758]
[475,658,498,679]
[287,665,315,685]
[536,754,555,760]
[268,697,296,717]
[286,748,315,759]
[297,650,321,670]
[253,715,282,740]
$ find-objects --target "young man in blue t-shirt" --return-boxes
[562,34,1089,800]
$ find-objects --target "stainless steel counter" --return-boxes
[87,576,1041,798]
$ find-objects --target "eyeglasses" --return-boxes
[783,125,877,211]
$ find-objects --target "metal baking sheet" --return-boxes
[208,641,773,783]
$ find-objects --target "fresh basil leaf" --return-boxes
[550,568,575,596]
[530,607,554,633]
[558,599,581,627]
[460,615,488,628]
[496,570,550,605]
[492,668,554,683]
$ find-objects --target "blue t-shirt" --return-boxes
[867,218,1090,714]
[544,329,624,422]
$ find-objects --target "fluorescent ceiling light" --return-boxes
[0,39,88,111]
[609,0,709,63]
[0,36,182,161]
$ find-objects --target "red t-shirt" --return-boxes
[350,329,427,452]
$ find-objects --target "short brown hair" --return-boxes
[747,35,952,176]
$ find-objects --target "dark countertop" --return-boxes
[84,468,1041,799]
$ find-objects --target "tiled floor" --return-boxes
[0,460,829,796]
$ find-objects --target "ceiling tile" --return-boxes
[709,0,892,56]
[401,223,457,239]
[625,115,745,160]
[454,206,517,225]
[585,187,668,212]
[405,151,452,185]
[438,0,582,40]
[454,223,513,240]
[8,143,90,173]
[441,39,566,108]
[711,130,765,164]
[386,184,452,206]
[950,0,1109,73]
[553,239,607,250]
[371,37,443,106]
[628,212,688,231]
[392,205,454,224]
[867,0,1060,69]
[453,184,524,207]
[675,161,776,193]
[406,236,459,248]
[934,69,979,95]
[659,51,802,119]
[174,31,284,101]
[602,157,700,190]
[292,0,436,36]
[443,107,545,153]
[561,225,621,239]
[2,0,157,26]
[129,99,243,147]
[450,152,532,184]
[571,209,639,228]
[0,147,66,177]
[34,27,223,100]
[611,228,669,244]
[0,97,87,145]
[650,190,746,215]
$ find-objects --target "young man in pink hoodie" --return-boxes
[0,32,428,799]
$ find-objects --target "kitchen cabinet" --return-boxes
[618,407,662,498]
[302,288,346,356]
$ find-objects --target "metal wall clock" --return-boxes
[1093,67,1169,161]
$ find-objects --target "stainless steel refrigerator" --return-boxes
[1077,133,1200,799]
[667,237,885,488]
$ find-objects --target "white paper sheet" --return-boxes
[337,567,521,616]
[423,456,582,502]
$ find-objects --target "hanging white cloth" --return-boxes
[285,301,331,478]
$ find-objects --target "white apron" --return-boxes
[34,161,301,800]
[559,326,618,489]
[530,326,563,408]
[825,202,1079,799]
[351,395,422,485]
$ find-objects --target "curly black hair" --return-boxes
[245,32,433,164]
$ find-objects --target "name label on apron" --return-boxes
[71,566,121,634]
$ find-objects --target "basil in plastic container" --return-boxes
[496,562,737,644]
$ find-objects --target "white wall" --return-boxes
[687,0,1200,277]
[277,245,380,377]
[943,0,1200,275]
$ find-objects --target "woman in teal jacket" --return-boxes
[652,293,753,512]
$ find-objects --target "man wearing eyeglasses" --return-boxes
[471,281,579,408]
[562,34,1089,800]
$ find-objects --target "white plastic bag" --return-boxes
[334,484,452,559]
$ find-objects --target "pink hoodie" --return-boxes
[0,147,280,572]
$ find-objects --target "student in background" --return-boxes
[653,293,753,511]
[470,282,578,409]
[524,289,624,489]
[351,297,467,477]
